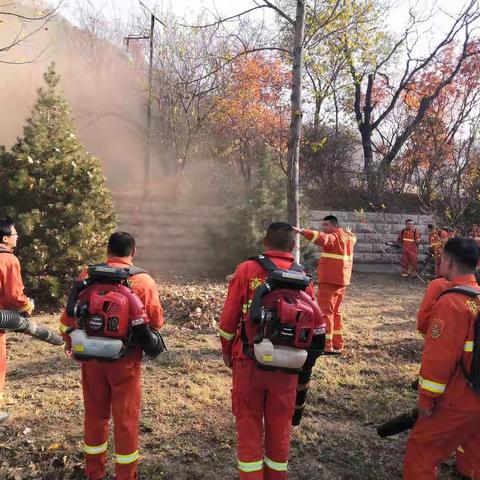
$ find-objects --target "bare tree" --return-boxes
[168,0,366,260]
[0,1,63,64]
[343,0,480,197]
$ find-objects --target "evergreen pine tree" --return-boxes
[0,63,117,303]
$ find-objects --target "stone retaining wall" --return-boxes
[114,194,434,276]
[309,210,434,265]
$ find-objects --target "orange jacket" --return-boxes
[302,228,356,286]
[398,228,420,251]
[417,278,451,335]
[59,257,164,357]
[417,274,480,412]
[219,250,319,360]
[0,245,30,312]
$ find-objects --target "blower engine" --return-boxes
[66,264,166,361]
[248,257,325,373]
[0,310,63,346]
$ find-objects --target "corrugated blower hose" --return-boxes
[0,310,64,346]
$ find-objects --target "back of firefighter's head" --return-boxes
[427,224,434,232]
[406,219,414,230]
[264,222,295,252]
[322,215,338,233]
[108,232,136,259]
[441,237,480,280]
[0,217,17,250]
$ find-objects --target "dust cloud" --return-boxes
[0,2,148,189]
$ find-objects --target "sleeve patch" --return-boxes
[249,277,263,291]
[431,317,446,339]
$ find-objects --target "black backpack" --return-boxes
[439,286,480,395]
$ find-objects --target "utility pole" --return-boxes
[124,1,165,192]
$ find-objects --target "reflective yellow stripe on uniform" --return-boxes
[464,341,474,352]
[264,456,288,472]
[458,446,465,453]
[403,238,415,242]
[59,322,70,334]
[320,253,353,261]
[242,300,253,314]
[238,459,263,473]
[83,441,108,455]
[115,450,139,464]
[333,330,343,335]
[326,334,333,340]
[311,230,320,243]
[218,329,235,341]
[419,376,446,394]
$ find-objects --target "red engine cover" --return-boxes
[77,283,148,339]
[260,289,323,349]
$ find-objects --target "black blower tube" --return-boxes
[292,334,325,426]
[0,310,64,346]
[66,279,89,317]
[377,408,419,438]
[132,324,167,358]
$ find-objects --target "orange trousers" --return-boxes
[456,446,477,479]
[401,247,418,275]
[82,356,142,480]
[317,284,346,351]
[232,359,297,480]
[403,406,480,479]
[0,333,5,400]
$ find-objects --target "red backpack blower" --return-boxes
[245,255,326,426]
[65,264,166,361]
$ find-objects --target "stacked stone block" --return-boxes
[309,210,434,265]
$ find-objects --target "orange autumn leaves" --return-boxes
[401,42,480,170]
[213,54,290,177]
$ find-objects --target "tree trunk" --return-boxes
[287,0,306,263]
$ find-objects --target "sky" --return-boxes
[59,0,471,52]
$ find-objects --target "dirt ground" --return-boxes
[0,274,465,479]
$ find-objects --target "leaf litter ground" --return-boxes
[0,274,466,479]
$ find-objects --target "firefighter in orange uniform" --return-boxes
[416,273,477,479]
[435,228,449,278]
[60,232,164,480]
[219,222,323,480]
[295,215,356,352]
[427,224,443,278]
[0,217,34,424]
[403,237,480,479]
[398,219,421,277]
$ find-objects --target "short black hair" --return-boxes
[427,224,434,230]
[323,215,338,227]
[444,237,480,271]
[406,219,413,223]
[107,232,136,257]
[0,217,14,239]
[265,222,294,252]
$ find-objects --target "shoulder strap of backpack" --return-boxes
[125,266,149,276]
[439,286,480,298]
[249,255,279,273]
[249,255,304,274]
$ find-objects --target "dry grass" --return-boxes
[0,274,463,479]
